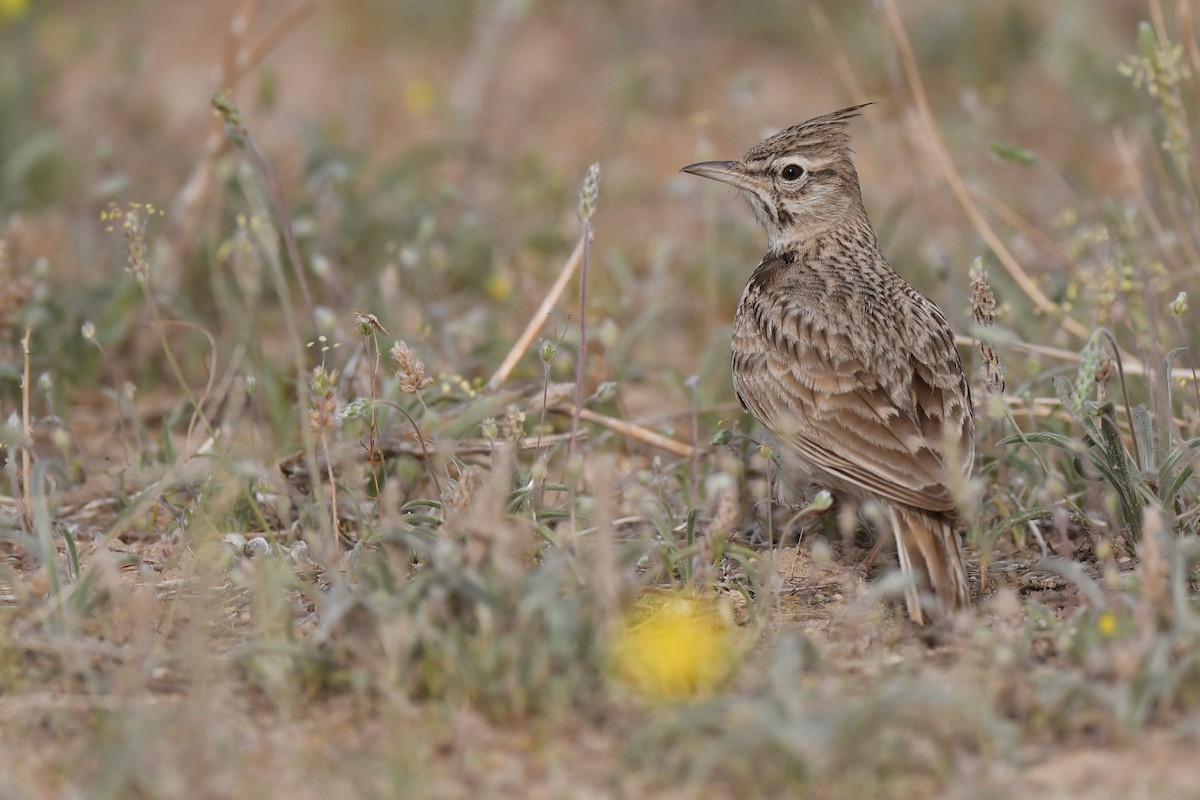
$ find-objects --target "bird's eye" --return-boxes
[780,164,804,181]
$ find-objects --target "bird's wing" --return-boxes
[733,296,973,513]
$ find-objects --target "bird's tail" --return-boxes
[889,505,970,625]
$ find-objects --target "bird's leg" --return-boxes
[854,526,893,582]
[835,501,889,582]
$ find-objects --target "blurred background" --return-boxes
[0,0,1184,444]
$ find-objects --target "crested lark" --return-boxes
[682,104,973,624]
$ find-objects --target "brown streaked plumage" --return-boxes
[682,105,973,624]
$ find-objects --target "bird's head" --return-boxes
[682,103,871,252]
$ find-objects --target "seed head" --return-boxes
[390,340,432,394]
[578,162,601,224]
[307,366,338,432]
[968,258,997,326]
[538,337,557,365]
[1169,291,1188,317]
[498,405,526,441]
[212,91,249,148]
[969,258,1005,394]
[710,429,732,447]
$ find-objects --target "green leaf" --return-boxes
[403,513,443,527]
[998,431,1076,449]
[402,498,443,512]
[988,139,1038,166]
[1158,436,1200,504]
[1095,402,1132,478]
[1167,466,1195,508]
[1131,404,1155,472]
[1158,348,1189,462]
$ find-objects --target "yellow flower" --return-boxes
[485,270,512,301]
[613,593,734,699]
[0,0,28,21]
[403,79,435,116]
[1097,611,1117,637]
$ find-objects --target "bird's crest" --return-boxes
[743,103,872,162]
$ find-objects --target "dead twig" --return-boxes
[19,322,32,535]
[555,407,696,460]
[488,237,587,391]
[956,334,1198,382]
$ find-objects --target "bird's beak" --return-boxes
[680,160,759,192]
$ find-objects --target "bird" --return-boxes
[681,104,974,624]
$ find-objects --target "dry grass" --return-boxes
[4,1,1200,797]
